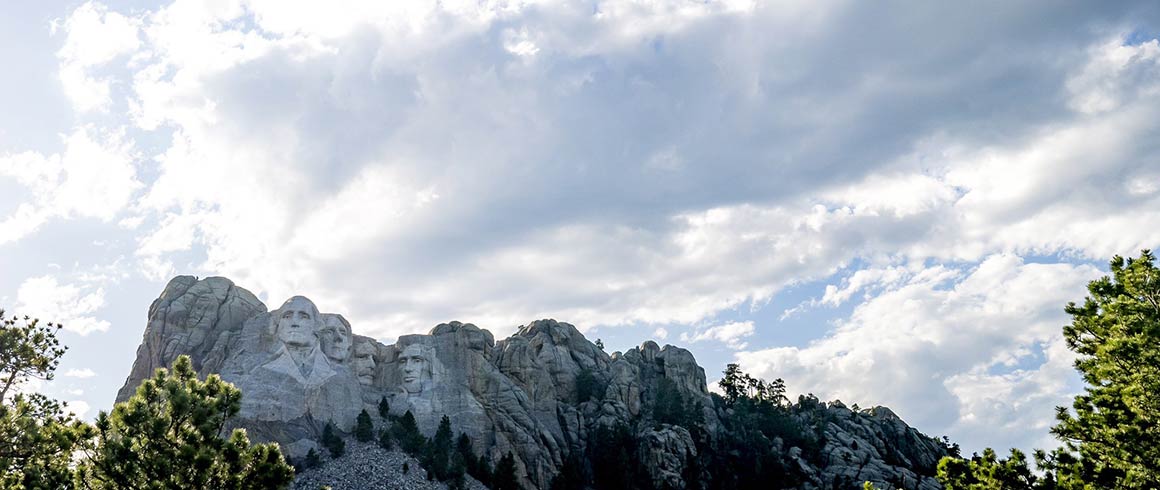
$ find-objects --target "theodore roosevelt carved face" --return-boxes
[351,341,377,385]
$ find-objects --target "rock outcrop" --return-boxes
[118,276,949,489]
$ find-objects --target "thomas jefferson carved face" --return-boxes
[399,344,431,394]
[320,317,352,363]
[351,341,377,385]
[275,296,321,348]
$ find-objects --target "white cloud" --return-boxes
[15,0,1160,456]
[652,327,669,340]
[1066,38,1160,115]
[65,400,92,419]
[43,1,1154,346]
[63,368,97,378]
[681,321,756,349]
[56,1,141,112]
[16,275,111,335]
[736,255,1101,453]
[0,127,140,244]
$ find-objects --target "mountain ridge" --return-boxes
[116,275,950,489]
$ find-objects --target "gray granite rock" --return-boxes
[118,276,948,490]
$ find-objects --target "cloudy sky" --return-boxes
[3,0,1159,455]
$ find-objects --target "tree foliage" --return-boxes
[378,397,390,419]
[0,311,89,489]
[321,422,345,458]
[354,409,374,443]
[718,363,786,407]
[937,448,1049,490]
[392,410,425,455]
[939,250,1160,489]
[75,355,294,489]
[422,415,461,483]
[1052,250,1160,487]
[575,369,604,403]
[492,452,519,490]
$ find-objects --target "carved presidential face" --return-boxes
[320,317,352,363]
[351,341,377,385]
[399,344,431,394]
[275,296,321,348]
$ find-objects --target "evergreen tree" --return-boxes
[492,452,519,490]
[354,409,374,442]
[1050,250,1160,488]
[423,415,454,480]
[590,423,647,490]
[0,311,90,488]
[474,454,494,487]
[379,429,393,450]
[653,377,687,427]
[378,396,390,419]
[718,363,745,405]
[456,433,473,471]
[550,453,587,490]
[74,355,294,489]
[937,448,1047,489]
[392,410,425,455]
[938,250,1160,489]
[575,369,603,403]
[303,449,321,469]
[321,422,345,458]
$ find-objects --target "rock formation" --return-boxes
[117,276,949,489]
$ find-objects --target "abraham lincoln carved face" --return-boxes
[398,344,432,394]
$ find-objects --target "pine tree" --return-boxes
[379,429,393,450]
[74,355,294,489]
[938,250,1160,489]
[575,369,603,403]
[392,410,425,455]
[653,377,686,427]
[718,363,745,405]
[424,415,454,480]
[321,422,345,458]
[1050,250,1160,488]
[354,409,374,442]
[493,452,519,490]
[0,311,90,488]
[303,449,321,469]
[378,397,390,419]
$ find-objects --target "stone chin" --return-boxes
[402,378,422,393]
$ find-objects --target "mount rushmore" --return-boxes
[116,276,949,489]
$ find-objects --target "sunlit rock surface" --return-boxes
[118,276,947,489]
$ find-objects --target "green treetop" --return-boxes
[0,311,89,489]
[938,250,1160,489]
[74,355,295,489]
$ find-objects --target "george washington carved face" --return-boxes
[274,296,321,348]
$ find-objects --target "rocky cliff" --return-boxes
[117,276,949,489]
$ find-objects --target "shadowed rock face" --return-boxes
[118,276,947,490]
